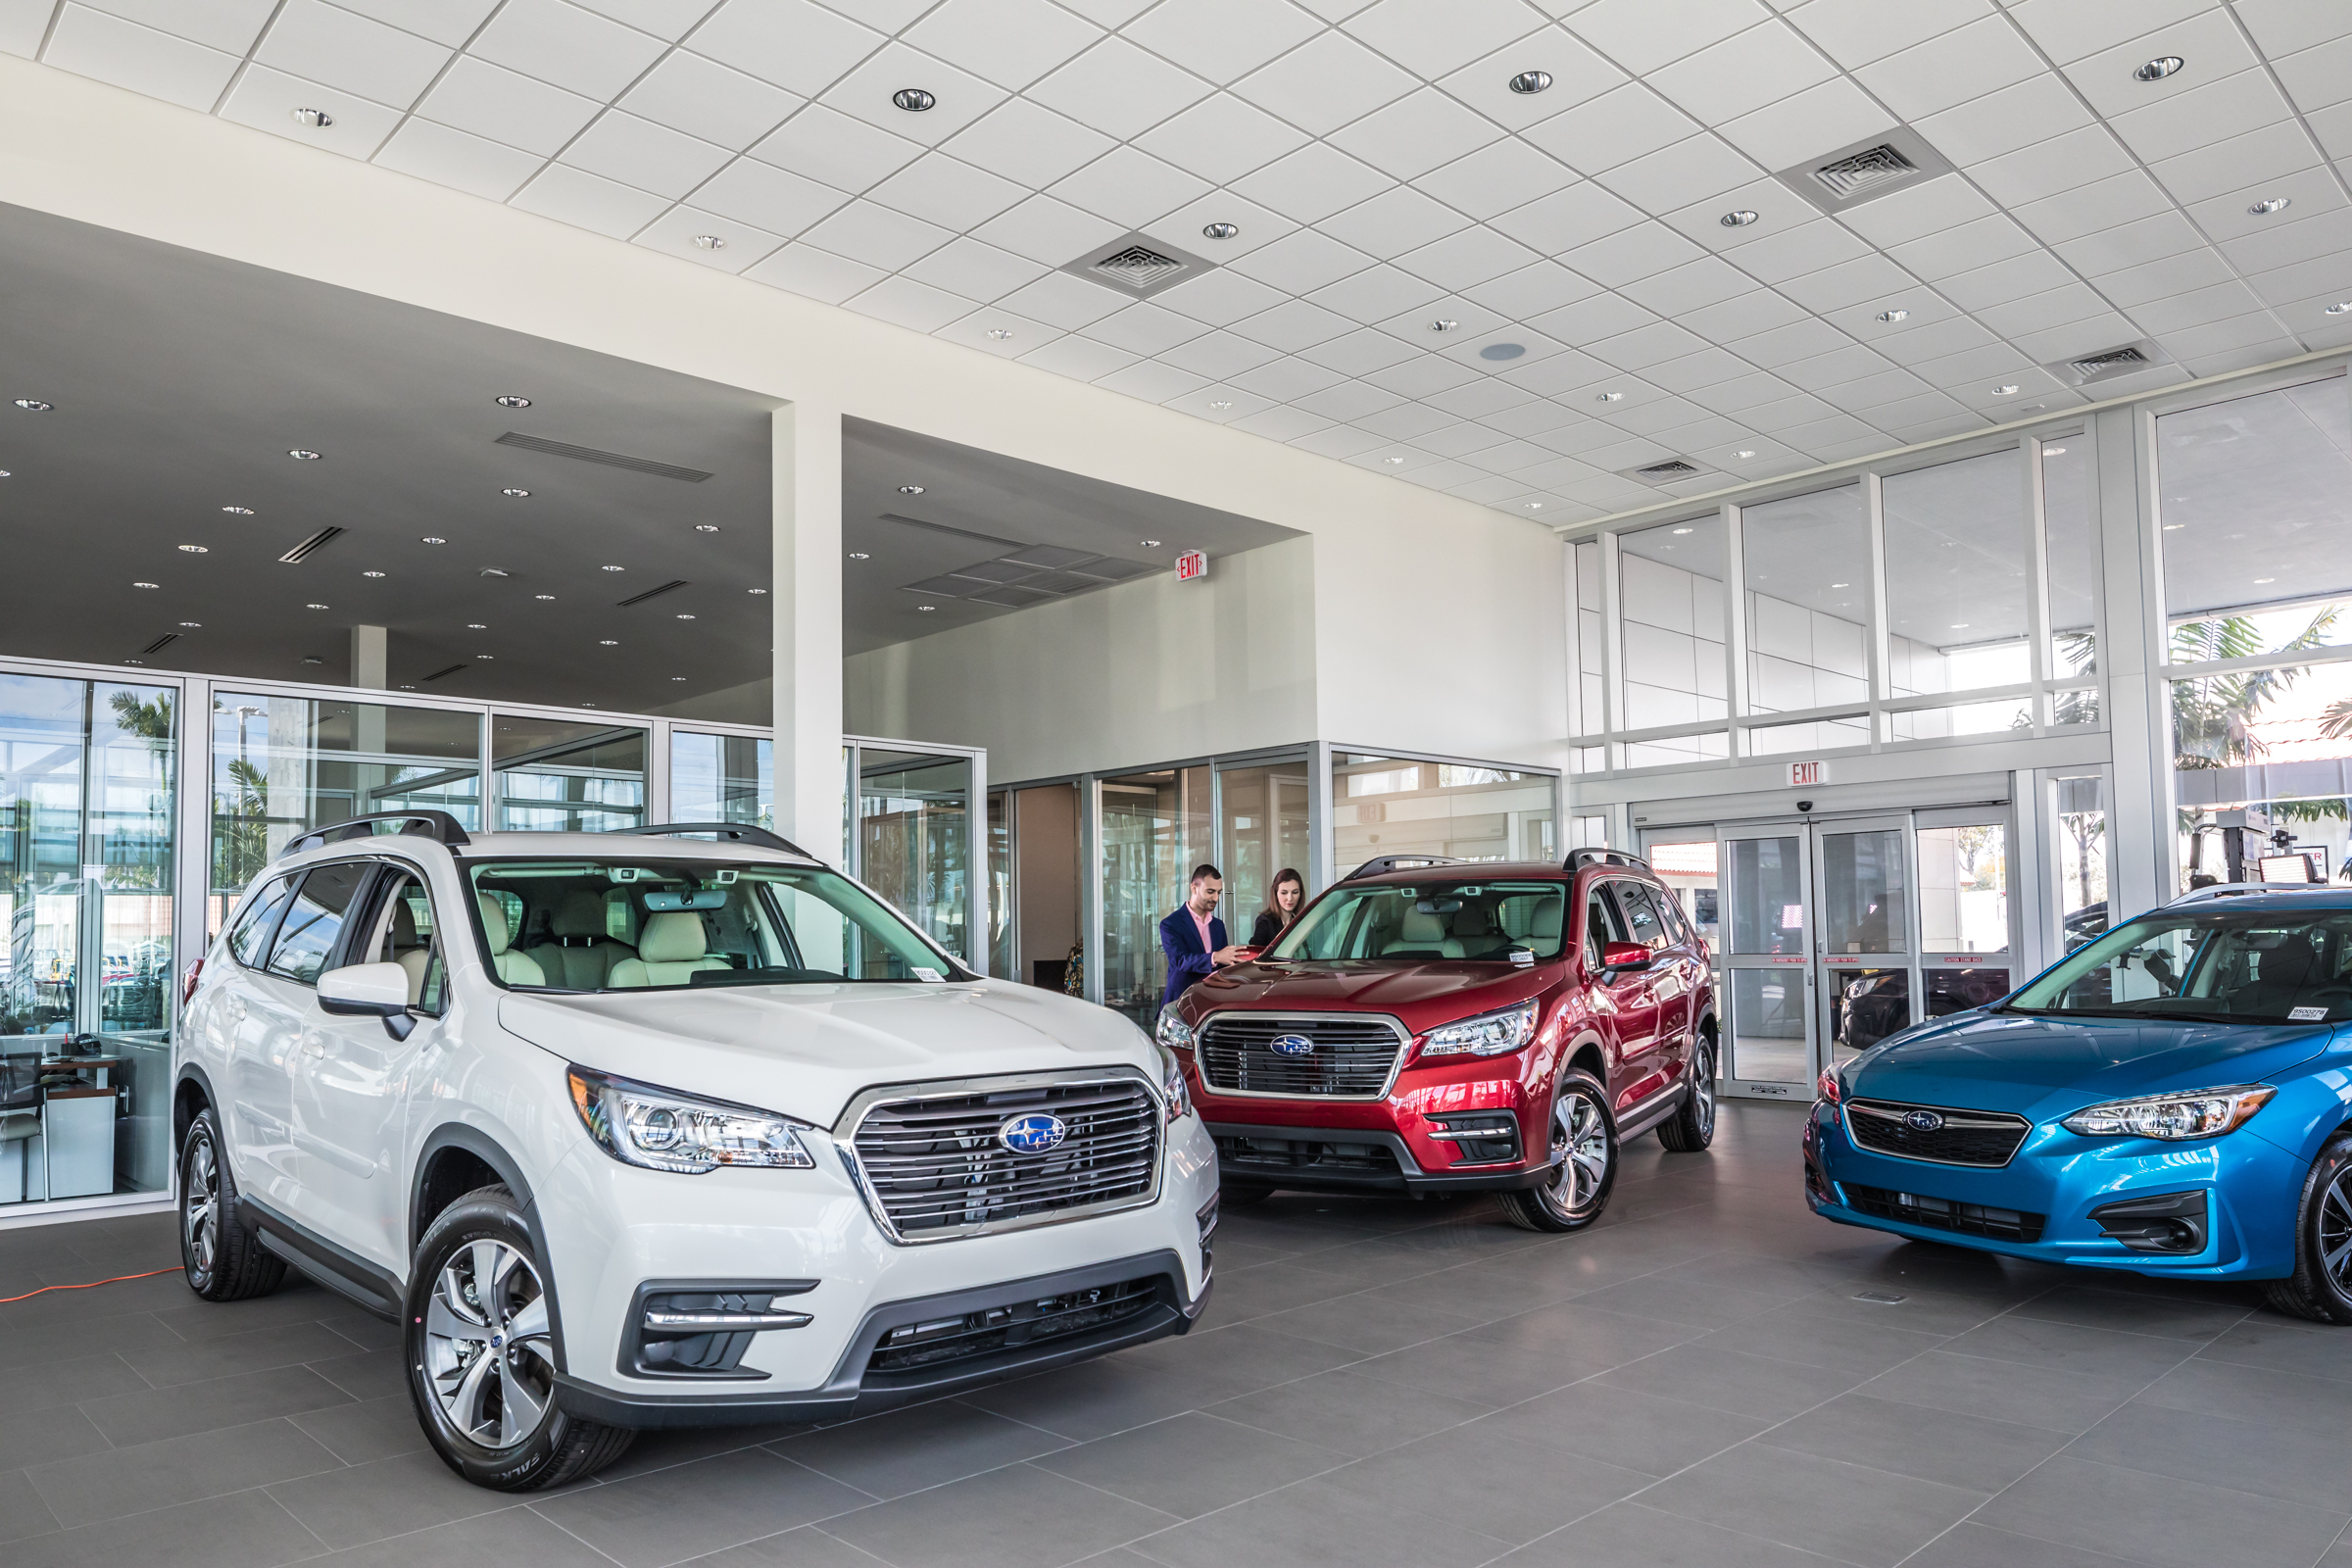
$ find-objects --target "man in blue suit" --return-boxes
[1160,862,1244,1009]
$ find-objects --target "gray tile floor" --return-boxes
[4,1101,2349,1568]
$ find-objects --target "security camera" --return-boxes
[1795,799,1814,813]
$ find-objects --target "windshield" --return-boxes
[1267,880,1567,962]
[464,858,962,992]
[2007,905,2352,1025]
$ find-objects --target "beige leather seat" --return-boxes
[529,891,635,991]
[390,899,433,1004]
[478,894,546,986]
[607,911,731,988]
[1383,907,1464,958]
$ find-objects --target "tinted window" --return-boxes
[1270,880,1568,962]
[267,863,370,987]
[368,872,447,1012]
[2009,906,2352,1024]
[1614,883,1669,951]
[228,876,299,969]
[1584,884,1627,968]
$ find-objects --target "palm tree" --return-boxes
[2172,610,2349,872]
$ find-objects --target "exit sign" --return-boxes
[1788,760,1828,788]
[1175,549,1208,581]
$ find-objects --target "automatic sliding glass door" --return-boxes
[1721,831,1814,1097]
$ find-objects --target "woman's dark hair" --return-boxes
[1262,867,1306,926]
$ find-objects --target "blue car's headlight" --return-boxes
[2062,1084,2276,1141]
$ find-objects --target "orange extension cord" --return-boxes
[0,1266,176,1305]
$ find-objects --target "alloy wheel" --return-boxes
[183,1138,218,1278]
[1546,1086,1611,1214]
[424,1239,558,1449]
[1693,1046,1716,1139]
[2322,1168,2352,1296]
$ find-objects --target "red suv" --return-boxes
[1157,850,1717,1232]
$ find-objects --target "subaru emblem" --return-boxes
[999,1112,1067,1154]
[1269,1033,1315,1056]
[1901,1109,1945,1133]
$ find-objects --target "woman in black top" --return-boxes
[1250,868,1306,950]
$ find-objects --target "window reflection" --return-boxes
[1742,485,1868,753]
[1884,451,2032,723]
[1619,515,1727,732]
[1334,755,1554,877]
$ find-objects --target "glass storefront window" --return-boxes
[1574,539,1603,736]
[1918,825,2008,953]
[2057,774,2109,950]
[1749,713,1868,755]
[2171,664,2352,891]
[1884,450,2032,698]
[670,731,771,827]
[1619,515,1728,732]
[1332,755,1553,877]
[493,715,644,833]
[1217,761,1310,944]
[1622,733,1729,768]
[1728,836,1804,956]
[987,790,1010,979]
[1886,696,2034,742]
[1741,484,1868,722]
[1100,767,1209,1025]
[857,750,971,961]
[1647,838,1719,949]
[2043,436,2097,680]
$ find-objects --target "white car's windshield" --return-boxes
[2006,906,2352,1025]
[465,858,961,992]
[1268,880,1568,962]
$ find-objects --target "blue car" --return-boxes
[1806,884,2352,1323]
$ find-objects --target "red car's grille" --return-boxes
[1197,1014,1402,1098]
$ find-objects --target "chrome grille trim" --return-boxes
[835,1069,1166,1246]
[1843,1099,2032,1168]
[1196,1011,1410,1101]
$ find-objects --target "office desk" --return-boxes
[39,1055,129,1089]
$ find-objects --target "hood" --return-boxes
[1182,958,1548,1029]
[1846,1009,2339,1119]
[498,982,1155,1129]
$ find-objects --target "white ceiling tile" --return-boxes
[1867,315,1995,366]
[1642,346,1755,392]
[901,235,1051,300]
[1592,134,1760,216]
[1027,36,1210,140]
[1231,28,1417,136]
[1157,329,1284,377]
[1136,93,1308,185]
[1727,316,1846,364]
[2007,0,2214,65]
[2047,211,2204,274]
[1854,14,2042,122]
[1084,301,1212,354]
[1434,29,1625,131]
[2127,279,2268,337]
[1586,318,1710,368]
[81,0,272,53]
[2107,69,2290,164]
[1489,180,1641,252]
[1654,176,1818,252]
[621,52,801,151]
[694,156,851,234]
[2010,169,2172,246]
[2275,34,2352,112]
[867,151,1028,229]
[1229,356,1347,400]
[1229,297,1355,351]
[1833,174,1993,248]
[2217,207,2352,276]
[1412,139,1577,222]
[744,242,888,302]
[1341,0,1547,78]
[811,0,937,32]
[0,0,46,57]
[2180,336,2313,377]
[1688,370,1798,414]
[1226,227,1376,293]
[1679,287,1804,340]
[1452,474,1540,504]
[509,162,669,235]
[1964,123,2133,209]
[562,112,734,197]
[1933,249,2074,312]
[902,0,1099,89]
[2233,0,2352,58]
[1327,88,1501,181]
[1566,0,1769,75]
[1618,254,1752,315]
[818,43,1008,145]
[1715,76,1890,171]
[1722,216,1869,281]
[221,64,405,156]
[2158,311,2297,363]
[1318,186,1467,259]
[1143,191,1299,258]
[468,0,665,100]
[1120,0,1323,85]
[373,117,546,199]
[1231,142,1395,224]
[1375,294,1506,341]
[636,204,785,270]
[1228,404,1330,439]
[935,307,1065,358]
[418,56,604,154]
[2088,249,2236,308]
[1048,146,1211,228]
[1783,0,1986,69]
[1416,419,1515,458]
[2064,11,2256,120]
[1528,290,1653,341]
[2184,166,2346,242]
[1164,384,1278,422]
[1305,263,1446,322]
[1349,401,1453,438]
[1366,354,1487,398]
[1462,260,1600,318]
[1300,326,1426,373]
[797,196,956,268]
[1560,220,1703,287]
[1151,267,1291,324]
[574,0,711,38]
[996,269,1132,327]
[2150,121,2321,207]
[45,4,239,111]
[751,104,920,191]
[1395,225,1542,292]
[1772,342,1891,391]
[330,1,499,49]
[1885,214,2038,281]
[1519,82,1698,174]
[1649,20,1835,124]
[1291,423,1389,458]
[1914,73,2095,166]
[1972,282,2108,339]
[941,98,1114,188]
[848,274,983,332]
[690,0,885,97]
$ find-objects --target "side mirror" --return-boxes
[1599,941,1653,974]
[318,962,417,1041]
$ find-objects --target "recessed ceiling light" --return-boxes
[535,593,555,600]
[421,536,446,544]
[1596,391,1623,403]
[581,703,596,708]
[1831,582,1849,588]
[1142,539,1160,547]
[898,484,925,495]
[132,581,158,589]
[290,106,333,128]
[1876,309,1908,322]
[497,394,532,409]
[1201,221,1239,239]
[1384,455,1406,465]
[1479,342,1525,361]
[221,505,254,514]
[2255,576,2277,584]
[0,469,10,477]
[504,487,530,498]
[2044,445,2067,455]
[849,551,870,560]
[1508,70,1551,94]
[985,328,1014,340]
[675,612,697,619]
[2163,522,2184,530]
[2249,197,2291,216]
[476,654,494,660]
[15,399,51,411]
[892,87,934,111]
[178,544,208,553]
[691,234,726,250]
[178,620,201,627]
[481,567,509,577]
[364,569,385,577]
[1430,318,1457,332]
[918,604,936,611]
[600,639,618,646]
[1672,527,1691,535]
[398,684,416,690]
[2134,55,2184,81]
[1734,449,1755,458]
[748,587,768,594]
[1209,399,1232,409]
[1719,210,1758,227]
[2327,302,2352,315]
[289,448,320,460]
[466,622,487,629]
[694,523,720,532]
[307,602,327,609]
[1950,622,1970,629]
[1525,501,1544,510]
[602,564,624,571]
[1993,384,2020,395]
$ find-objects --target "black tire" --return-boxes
[405,1184,634,1490]
[1656,1032,1718,1153]
[179,1107,285,1301]
[2268,1132,2352,1324]
[1219,1181,1276,1206]
[1498,1067,1618,1234]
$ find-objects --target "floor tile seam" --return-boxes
[795,1523,899,1568]
[1024,1415,1360,1511]
[18,1411,351,1497]
[2001,1302,2247,1348]
[1006,1455,1192,1528]
[2009,1446,2352,1523]
[1101,1464,1520,1567]
[773,1444,1082,1514]
[262,1484,340,1562]
[521,1497,636,1567]
[939,1390,1102,1447]
[20,1444,363,1534]
[1174,1394,1499,1465]
[1470,1354,1783,1436]
[1610,1498,1872,1568]
[2185,1343,2352,1387]
[607,1436,871,1493]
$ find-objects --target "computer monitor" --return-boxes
[2258,853,2320,884]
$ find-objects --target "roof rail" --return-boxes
[1343,854,1467,881]
[2166,879,2340,906]
[279,810,472,859]
[1565,847,1650,872]
[612,822,818,858]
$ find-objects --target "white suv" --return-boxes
[173,813,1217,1490]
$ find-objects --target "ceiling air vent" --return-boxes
[138,632,179,656]
[616,578,689,608]
[1617,457,1709,483]
[494,432,711,483]
[1059,231,1215,300]
[420,663,468,682]
[278,526,344,564]
[2045,339,2172,387]
[1776,127,1953,216]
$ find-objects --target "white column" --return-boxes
[350,625,387,689]
[771,402,844,858]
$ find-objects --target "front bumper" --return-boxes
[1804,1099,2302,1279]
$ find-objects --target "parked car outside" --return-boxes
[1158,850,1718,1233]
[175,813,1216,1490]
[1807,884,2352,1321]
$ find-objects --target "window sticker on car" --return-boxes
[2291,1006,2328,1021]
[912,966,945,982]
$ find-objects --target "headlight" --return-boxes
[1816,1065,1843,1104]
[1153,1042,1194,1124]
[1422,1000,1540,1057]
[2062,1084,2276,1141]
[566,1065,816,1173]
[1155,1004,1196,1050]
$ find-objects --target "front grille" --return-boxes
[1845,1099,2031,1167]
[1844,1184,2045,1243]
[863,1276,1162,1375]
[1199,1014,1403,1098]
[852,1079,1159,1241]
[1214,1133,1402,1178]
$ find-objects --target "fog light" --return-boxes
[2088,1189,2208,1254]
